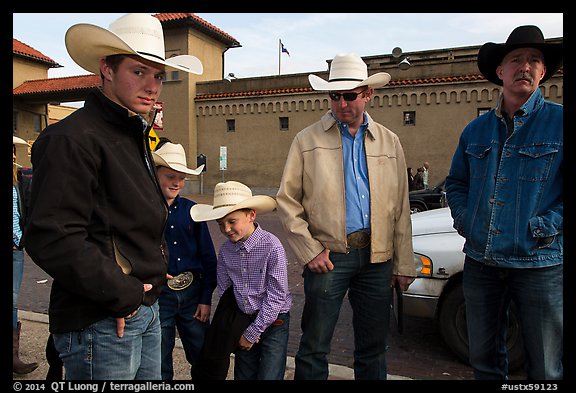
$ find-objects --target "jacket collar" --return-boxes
[88,89,155,130]
[495,88,543,119]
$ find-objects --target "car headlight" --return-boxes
[413,253,432,277]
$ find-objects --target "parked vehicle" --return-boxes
[403,207,525,371]
[409,178,447,214]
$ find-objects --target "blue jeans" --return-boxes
[295,247,393,380]
[233,312,290,380]
[13,249,24,329]
[53,301,161,380]
[463,257,563,380]
[158,281,209,380]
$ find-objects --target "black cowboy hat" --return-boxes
[477,25,563,86]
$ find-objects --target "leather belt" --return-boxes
[167,271,201,291]
[347,230,371,249]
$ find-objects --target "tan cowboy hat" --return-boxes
[152,142,204,175]
[308,53,391,91]
[65,13,203,76]
[190,181,277,222]
[478,25,563,86]
[13,136,30,146]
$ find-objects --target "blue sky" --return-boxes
[13,13,563,79]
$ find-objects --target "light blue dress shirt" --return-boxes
[335,113,371,235]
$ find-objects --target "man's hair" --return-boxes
[100,54,127,80]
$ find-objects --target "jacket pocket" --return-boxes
[465,144,492,180]
[518,144,559,182]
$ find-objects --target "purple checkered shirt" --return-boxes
[217,224,292,343]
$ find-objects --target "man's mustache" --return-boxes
[515,72,534,83]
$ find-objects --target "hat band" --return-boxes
[328,77,364,82]
[213,202,238,210]
[137,51,165,62]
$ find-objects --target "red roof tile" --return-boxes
[194,75,490,99]
[154,13,239,46]
[13,75,101,95]
[13,38,60,67]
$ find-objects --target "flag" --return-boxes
[280,40,290,56]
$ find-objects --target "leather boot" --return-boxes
[13,321,39,375]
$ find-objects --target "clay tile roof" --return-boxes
[388,74,486,86]
[13,38,61,67]
[13,74,101,96]
[154,13,240,47]
[194,74,514,100]
[195,87,314,100]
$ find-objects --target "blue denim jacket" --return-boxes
[446,88,563,268]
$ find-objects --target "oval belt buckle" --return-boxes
[357,231,370,248]
[347,231,370,249]
[167,271,194,290]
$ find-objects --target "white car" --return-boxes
[404,207,524,371]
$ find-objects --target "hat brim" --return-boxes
[308,72,391,91]
[65,23,203,75]
[478,42,563,86]
[190,196,277,222]
[153,153,204,175]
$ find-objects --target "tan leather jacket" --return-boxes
[276,111,415,277]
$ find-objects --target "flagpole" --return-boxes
[278,39,281,75]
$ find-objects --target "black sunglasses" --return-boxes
[328,89,368,102]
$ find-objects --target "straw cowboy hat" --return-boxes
[190,181,277,222]
[478,25,563,86]
[152,142,204,175]
[13,136,30,146]
[65,13,203,76]
[308,53,391,91]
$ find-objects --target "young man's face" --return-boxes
[100,55,166,115]
[216,209,256,243]
[156,166,186,203]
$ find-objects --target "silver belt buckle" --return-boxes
[167,271,194,290]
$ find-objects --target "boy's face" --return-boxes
[216,209,256,243]
[156,166,186,202]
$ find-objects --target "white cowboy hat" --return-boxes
[65,13,203,76]
[190,181,277,222]
[308,53,391,91]
[152,142,204,175]
[13,136,30,146]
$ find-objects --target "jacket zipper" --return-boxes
[141,112,169,265]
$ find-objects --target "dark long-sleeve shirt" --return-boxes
[165,195,217,305]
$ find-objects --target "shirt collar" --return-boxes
[171,194,182,207]
[234,223,262,253]
[330,112,369,137]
